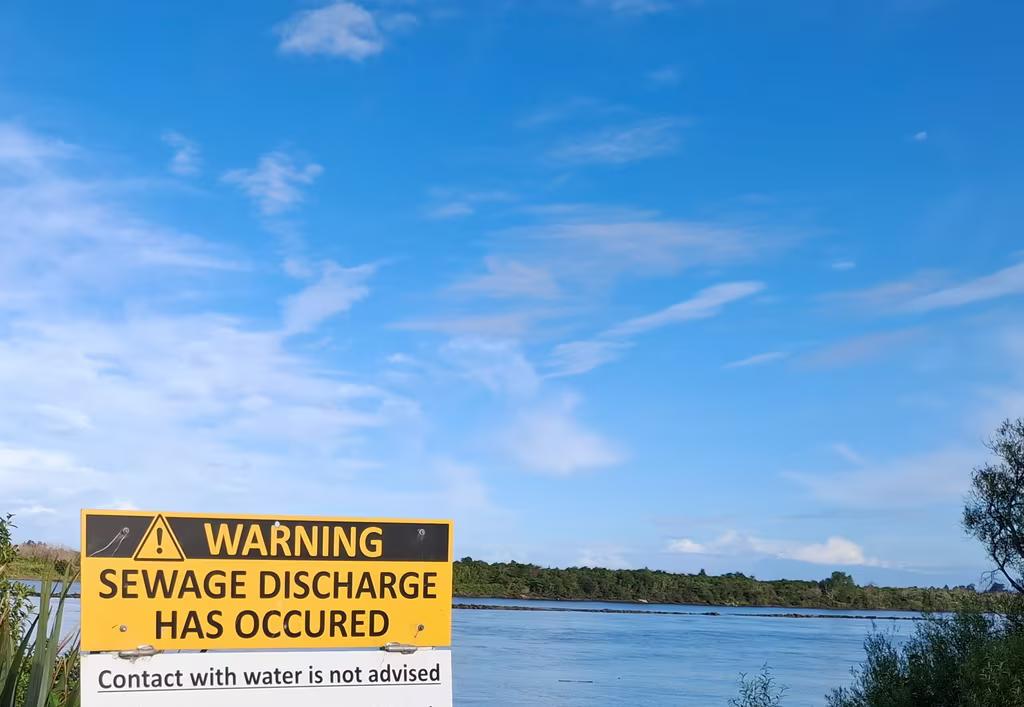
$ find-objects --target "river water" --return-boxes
[26,584,917,705]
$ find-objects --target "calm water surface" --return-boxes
[27,583,916,706]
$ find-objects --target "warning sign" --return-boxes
[80,510,453,652]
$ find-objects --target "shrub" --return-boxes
[0,515,80,707]
[729,665,786,707]
[827,608,1024,707]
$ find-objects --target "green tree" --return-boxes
[963,418,1024,593]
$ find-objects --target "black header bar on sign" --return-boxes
[84,514,153,558]
[166,517,450,562]
[84,513,451,563]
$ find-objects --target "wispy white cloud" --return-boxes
[0,123,433,540]
[800,328,924,368]
[913,131,928,142]
[724,351,787,369]
[441,337,540,397]
[0,313,419,527]
[276,2,385,61]
[0,124,239,312]
[905,261,1024,313]
[549,118,683,165]
[608,282,764,337]
[831,442,865,466]
[506,212,773,278]
[518,97,623,129]
[547,340,633,377]
[831,260,856,271]
[784,447,977,509]
[425,188,515,219]
[223,151,323,215]
[282,261,375,335]
[450,257,560,300]
[825,271,947,311]
[504,394,623,475]
[11,503,58,517]
[546,282,764,377]
[393,311,540,338]
[827,261,1024,315]
[668,530,883,567]
[0,123,73,173]
[161,131,200,176]
[0,445,110,500]
[427,201,474,219]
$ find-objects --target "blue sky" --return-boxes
[1,0,1022,587]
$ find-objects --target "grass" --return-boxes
[4,559,75,583]
[7,545,77,582]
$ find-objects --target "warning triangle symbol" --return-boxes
[133,514,185,562]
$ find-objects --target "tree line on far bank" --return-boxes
[454,561,998,613]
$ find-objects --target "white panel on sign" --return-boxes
[81,649,452,707]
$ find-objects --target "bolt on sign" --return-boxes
[80,510,453,652]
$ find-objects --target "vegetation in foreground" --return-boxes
[1,515,79,707]
[730,665,786,707]
[826,607,1024,707]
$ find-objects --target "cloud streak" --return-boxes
[724,351,787,369]
[450,257,560,300]
[608,282,764,337]
[549,118,683,165]
[282,261,375,335]
[161,131,200,176]
[784,447,977,509]
[905,261,1024,313]
[223,151,323,215]
[828,261,1024,315]
[548,282,764,376]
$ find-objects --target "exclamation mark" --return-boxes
[156,527,164,555]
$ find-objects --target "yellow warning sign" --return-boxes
[80,509,453,652]
[133,514,185,561]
